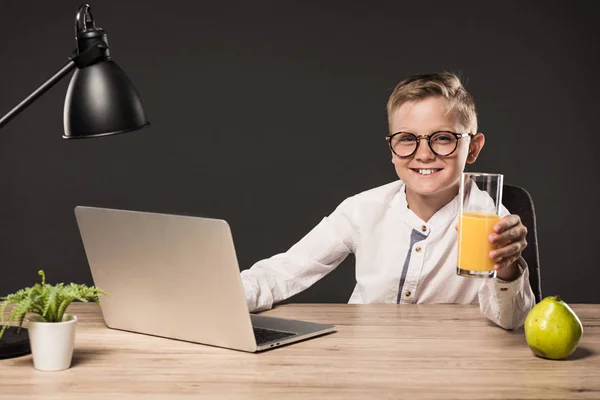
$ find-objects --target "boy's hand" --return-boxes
[489,215,528,280]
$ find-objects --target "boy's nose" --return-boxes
[414,137,436,161]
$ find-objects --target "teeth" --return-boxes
[417,169,439,175]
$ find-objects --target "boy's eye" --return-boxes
[432,133,454,142]
[398,134,416,142]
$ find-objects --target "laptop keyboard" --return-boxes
[253,327,297,345]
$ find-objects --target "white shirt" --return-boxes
[240,180,535,329]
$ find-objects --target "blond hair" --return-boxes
[386,72,477,133]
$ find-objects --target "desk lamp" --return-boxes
[0,4,149,359]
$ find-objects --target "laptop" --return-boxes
[73,206,336,352]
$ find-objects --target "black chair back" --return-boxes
[502,184,542,303]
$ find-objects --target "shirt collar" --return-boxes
[398,182,459,230]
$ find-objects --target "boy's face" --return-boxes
[389,97,484,198]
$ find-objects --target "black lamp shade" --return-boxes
[63,60,149,139]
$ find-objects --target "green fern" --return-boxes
[0,270,106,339]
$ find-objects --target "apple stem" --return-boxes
[556,295,561,302]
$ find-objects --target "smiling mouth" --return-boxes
[410,168,443,176]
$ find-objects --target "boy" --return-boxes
[240,72,535,330]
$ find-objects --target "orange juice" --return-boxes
[458,212,500,272]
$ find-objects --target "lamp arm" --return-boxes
[0,38,109,131]
[0,61,76,130]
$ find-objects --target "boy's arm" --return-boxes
[477,257,536,330]
[241,197,357,312]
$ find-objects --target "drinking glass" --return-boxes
[457,172,503,278]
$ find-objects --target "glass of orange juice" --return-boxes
[457,172,503,278]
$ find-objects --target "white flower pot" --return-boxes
[27,314,78,371]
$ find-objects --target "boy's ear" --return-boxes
[467,133,485,164]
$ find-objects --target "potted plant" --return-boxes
[0,270,106,371]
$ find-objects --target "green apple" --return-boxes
[524,296,583,360]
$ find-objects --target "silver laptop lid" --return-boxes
[74,206,257,352]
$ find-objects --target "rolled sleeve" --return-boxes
[478,258,535,330]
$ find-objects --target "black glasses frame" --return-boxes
[386,131,474,158]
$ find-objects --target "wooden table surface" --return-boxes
[1,303,599,399]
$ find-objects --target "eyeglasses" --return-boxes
[386,131,474,158]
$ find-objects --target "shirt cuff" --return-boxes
[488,258,528,298]
[240,273,258,312]
[479,258,533,330]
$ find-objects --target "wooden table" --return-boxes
[1,303,599,399]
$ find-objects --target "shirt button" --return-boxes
[421,225,427,232]
[405,290,412,297]
[415,246,422,253]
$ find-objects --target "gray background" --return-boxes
[0,0,598,303]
